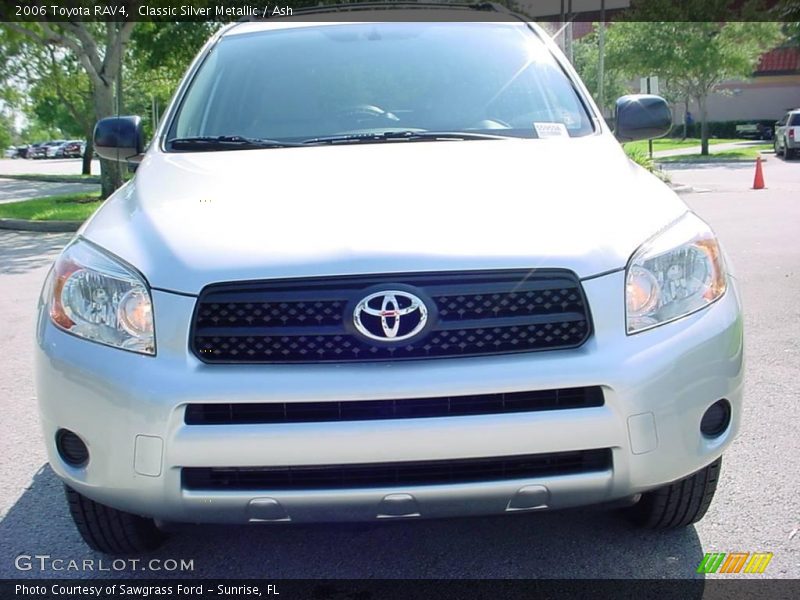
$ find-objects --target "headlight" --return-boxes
[626,213,727,334]
[48,239,155,355]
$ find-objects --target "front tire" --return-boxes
[65,485,167,554]
[625,458,721,529]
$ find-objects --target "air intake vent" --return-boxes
[182,449,612,491]
[184,386,604,425]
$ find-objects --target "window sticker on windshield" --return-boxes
[534,122,569,138]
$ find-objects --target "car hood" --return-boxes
[82,135,687,295]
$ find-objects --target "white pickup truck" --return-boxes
[775,109,800,159]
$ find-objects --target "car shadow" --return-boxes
[0,231,71,276]
[1,465,707,582]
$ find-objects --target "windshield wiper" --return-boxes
[302,131,514,145]
[168,136,302,151]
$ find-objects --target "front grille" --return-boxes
[191,269,591,363]
[181,449,612,491]
[184,386,604,425]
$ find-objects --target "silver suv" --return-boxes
[36,10,743,554]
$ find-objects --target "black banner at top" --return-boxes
[0,0,796,22]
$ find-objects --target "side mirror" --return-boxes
[614,95,672,142]
[94,116,143,162]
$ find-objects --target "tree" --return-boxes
[32,51,95,172]
[127,22,221,140]
[572,26,631,116]
[0,109,15,151]
[774,1,800,43]
[21,119,63,144]
[606,1,783,154]
[1,21,222,183]
[3,22,136,197]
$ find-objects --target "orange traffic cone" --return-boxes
[753,156,765,189]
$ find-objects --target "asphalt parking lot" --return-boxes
[0,159,797,579]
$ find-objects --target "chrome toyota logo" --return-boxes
[353,290,428,342]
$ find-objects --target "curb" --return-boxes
[668,183,693,194]
[0,218,82,232]
[657,156,768,166]
[0,174,101,184]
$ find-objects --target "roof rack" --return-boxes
[244,1,510,20]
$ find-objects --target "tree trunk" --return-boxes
[82,137,93,176]
[599,0,606,113]
[682,98,689,140]
[93,82,123,198]
[698,95,709,156]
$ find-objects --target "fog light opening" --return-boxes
[56,429,89,467]
[700,399,731,438]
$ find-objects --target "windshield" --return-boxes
[167,22,594,148]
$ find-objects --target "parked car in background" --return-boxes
[31,141,64,159]
[775,109,800,159]
[4,147,16,158]
[45,140,68,158]
[735,122,773,141]
[62,140,86,158]
[52,142,69,158]
[28,142,48,159]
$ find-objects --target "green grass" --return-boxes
[624,138,740,153]
[657,144,772,163]
[0,192,102,221]
[0,173,100,184]
[624,145,656,171]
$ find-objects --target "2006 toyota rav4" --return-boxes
[36,10,743,554]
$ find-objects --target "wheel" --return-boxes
[783,138,793,159]
[65,485,167,554]
[774,137,781,156]
[624,458,721,529]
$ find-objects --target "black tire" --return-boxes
[625,458,721,529]
[65,485,167,554]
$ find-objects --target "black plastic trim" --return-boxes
[185,386,604,425]
[182,448,612,491]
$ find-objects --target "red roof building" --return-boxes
[756,47,800,75]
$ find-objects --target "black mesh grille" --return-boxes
[181,449,612,491]
[435,288,586,321]
[191,270,591,363]
[184,386,604,425]
[195,299,346,329]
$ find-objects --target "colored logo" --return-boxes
[697,552,773,574]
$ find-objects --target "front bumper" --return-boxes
[35,270,744,524]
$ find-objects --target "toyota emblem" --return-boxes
[353,290,428,342]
